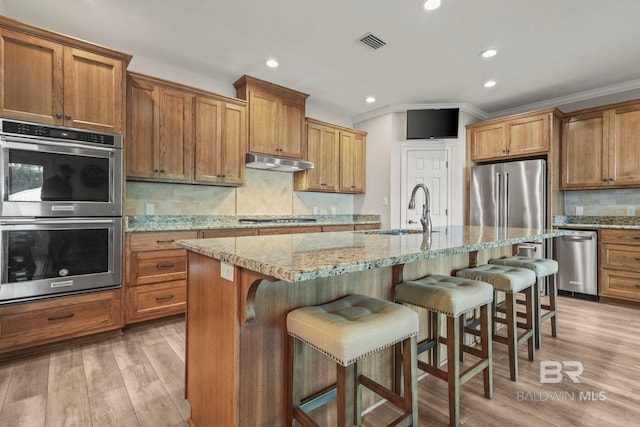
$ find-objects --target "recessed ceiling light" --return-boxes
[266,58,279,68]
[423,0,442,10]
[365,96,376,103]
[481,48,498,58]
[484,80,497,88]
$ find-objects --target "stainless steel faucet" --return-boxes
[408,183,432,235]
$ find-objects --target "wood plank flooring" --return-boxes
[1,296,639,426]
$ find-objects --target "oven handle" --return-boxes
[1,135,118,153]
[0,218,118,226]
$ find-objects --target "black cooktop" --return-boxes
[239,218,317,224]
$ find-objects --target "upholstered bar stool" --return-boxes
[286,294,419,427]
[455,265,536,382]
[488,256,559,349]
[395,275,493,427]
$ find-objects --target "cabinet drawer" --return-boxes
[600,244,640,272]
[354,223,380,231]
[600,268,640,301]
[258,226,322,235]
[200,229,258,238]
[127,281,186,323]
[129,231,198,251]
[131,249,187,286]
[0,290,121,351]
[600,229,640,245]
[322,225,354,232]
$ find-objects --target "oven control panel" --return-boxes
[1,119,116,146]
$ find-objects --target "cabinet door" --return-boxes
[63,47,124,133]
[278,95,304,158]
[507,114,549,156]
[609,105,640,186]
[158,87,193,181]
[126,76,158,179]
[0,29,64,125]
[194,96,222,183]
[248,88,278,155]
[220,102,246,185]
[470,123,507,161]
[305,122,339,191]
[340,131,366,193]
[562,112,607,188]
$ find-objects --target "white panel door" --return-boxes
[403,149,449,228]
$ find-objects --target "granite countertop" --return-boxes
[177,225,570,283]
[552,215,640,230]
[125,214,381,232]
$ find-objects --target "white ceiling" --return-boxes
[4,0,640,122]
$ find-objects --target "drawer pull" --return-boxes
[155,295,174,302]
[48,313,74,321]
[156,263,175,269]
[636,284,640,288]
[156,239,176,244]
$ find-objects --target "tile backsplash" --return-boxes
[564,188,640,216]
[124,169,354,216]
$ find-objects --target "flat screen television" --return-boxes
[406,108,459,139]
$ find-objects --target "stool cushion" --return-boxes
[395,275,493,317]
[489,256,558,277]
[456,265,536,293]
[287,294,419,366]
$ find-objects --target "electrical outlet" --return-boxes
[627,206,636,216]
[330,206,337,215]
[575,206,583,215]
[382,196,389,206]
[220,261,234,281]
[312,206,318,215]
[145,203,154,215]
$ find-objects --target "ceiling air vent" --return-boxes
[359,32,386,50]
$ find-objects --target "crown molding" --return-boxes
[487,78,640,119]
[352,102,487,124]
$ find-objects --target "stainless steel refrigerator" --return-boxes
[469,159,546,232]
[469,159,547,293]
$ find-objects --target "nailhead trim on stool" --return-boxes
[287,294,419,426]
[456,265,536,382]
[489,256,559,349]
[396,275,494,427]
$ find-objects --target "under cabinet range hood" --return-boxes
[245,152,314,172]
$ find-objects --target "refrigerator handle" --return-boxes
[496,172,502,228]
[504,172,509,228]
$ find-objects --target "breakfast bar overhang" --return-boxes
[177,226,568,426]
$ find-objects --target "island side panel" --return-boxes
[186,252,240,427]
[237,267,395,426]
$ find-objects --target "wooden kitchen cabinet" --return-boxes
[340,129,367,193]
[0,289,121,353]
[193,95,247,186]
[599,229,640,303]
[294,118,367,194]
[126,73,193,182]
[0,18,130,133]
[125,231,197,324]
[126,72,247,186]
[294,118,340,191]
[468,109,557,161]
[258,226,322,235]
[562,100,640,189]
[234,75,308,159]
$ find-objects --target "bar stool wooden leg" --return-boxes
[447,315,461,427]
[549,276,558,338]
[432,311,440,367]
[524,287,535,362]
[533,281,542,349]
[480,303,493,399]
[505,292,518,381]
[337,363,356,427]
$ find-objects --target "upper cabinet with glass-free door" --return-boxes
[0,17,130,133]
[562,100,640,189]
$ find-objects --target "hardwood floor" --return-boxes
[0,296,639,426]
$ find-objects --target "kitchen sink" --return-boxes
[363,229,439,236]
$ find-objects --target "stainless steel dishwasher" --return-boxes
[553,230,598,300]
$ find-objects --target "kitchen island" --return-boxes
[178,226,568,427]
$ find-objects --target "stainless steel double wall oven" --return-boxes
[0,119,123,304]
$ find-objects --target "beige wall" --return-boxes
[124,169,354,216]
